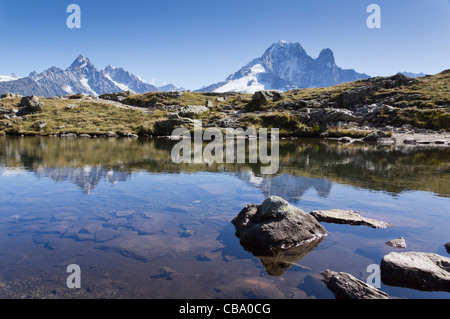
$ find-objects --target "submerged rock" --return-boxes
[322,270,389,299]
[217,277,285,299]
[232,196,327,256]
[380,251,450,292]
[310,209,391,229]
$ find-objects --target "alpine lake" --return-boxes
[0,136,448,299]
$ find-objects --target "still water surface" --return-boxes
[0,136,448,299]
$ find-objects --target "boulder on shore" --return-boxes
[232,196,327,255]
[17,95,44,115]
[154,117,196,136]
[380,251,450,292]
[322,269,389,299]
[310,209,391,229]
[252,90,284,103]
[178,105,209,118]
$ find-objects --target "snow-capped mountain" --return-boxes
[0,55,182,97]
[198,41,370,93]
[101,65,159,93]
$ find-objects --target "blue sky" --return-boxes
[0,0,449,90]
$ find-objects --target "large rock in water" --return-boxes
[381,252,450,292]
[232,196,327,255]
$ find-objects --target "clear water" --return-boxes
[0,136,448,299]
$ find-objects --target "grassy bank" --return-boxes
[0,70,448,137]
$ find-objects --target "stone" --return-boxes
[252,90,284,103]
[94,228,117,242]
[338,137,354,144]
[385,237,406,249]
[154,117,196,136]
[363,130,390,141]
[307,108,357,124]
[216,277,285,299]
[99,91,132,102]
[310,209,391,229]
[445,243,450,254]
[205,99,214,108]
[17,95,44,115]
[105,131,118,138]
[380,251,450,292]
[232,196,327,255]
[403,138,418,145]
[149,267,183,280]
[168,112,179,119]
[322,270,389,299]
[178,105,209,118]
[1,92,22,99]
[33,120,47,130]
[60,133,77,138]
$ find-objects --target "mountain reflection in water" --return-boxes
[0,136,449,299]
[0,136,448,197]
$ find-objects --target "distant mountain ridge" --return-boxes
[0,55,183,97]
[197,40,371,93]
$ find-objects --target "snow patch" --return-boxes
[0,75,21,82]
[104,74,130,92]
[213,64,267,94]
[62,85,74,94]
[80,77,98,95]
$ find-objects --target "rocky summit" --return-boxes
[198,40,370,93]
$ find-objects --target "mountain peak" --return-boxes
[317,48,335,65]
[70,54,94,69]
[265,41,306,58]
[198,41,370,93]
